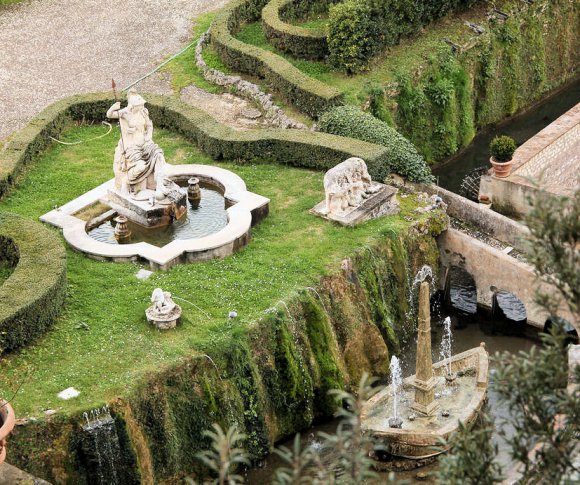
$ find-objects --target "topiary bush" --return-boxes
[327,0,381,74]
[490,135,517,162]
[262,0,335,60]
[318,106,434,183]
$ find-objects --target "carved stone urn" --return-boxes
[0,401,16,464]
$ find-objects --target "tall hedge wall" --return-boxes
[0,212,67,354]
[210,0,343,117]
[262,0,337,60]
[328,0,480,73]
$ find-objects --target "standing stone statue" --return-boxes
[106,90,169,199]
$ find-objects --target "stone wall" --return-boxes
[438,228,576,330]
[412,183,529,252]
[483,103,580,218]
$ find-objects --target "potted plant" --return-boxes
[489,135,517,178]
[0,400,15,464]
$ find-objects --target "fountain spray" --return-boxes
[440,317,456,382]
[388,355,403,428]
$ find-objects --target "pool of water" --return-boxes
[244,311,539,484]
[88,186,228,248]
[433,79,580,193]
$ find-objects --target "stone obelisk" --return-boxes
[411,281,440,416]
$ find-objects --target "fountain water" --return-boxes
[440,317,455,380]
[361,282,490,470]
[80,406,123,485]
[388,356,403,428]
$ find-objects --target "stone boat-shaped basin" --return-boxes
[361,343,489,462]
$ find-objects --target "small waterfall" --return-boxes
[440,317,453,377]
[388,356,403,428]
[80,406,122,485]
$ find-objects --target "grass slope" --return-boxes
[0,124,424,416]
[235,4,489,104]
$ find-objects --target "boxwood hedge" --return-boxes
[210,0,343,117]
[318,106,434,183]
[0,212,67,354]
[1,92,399,205]
[262,0,330,60]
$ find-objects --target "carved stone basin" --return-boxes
[361,344,489,470]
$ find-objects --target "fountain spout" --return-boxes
[411,282,440,416]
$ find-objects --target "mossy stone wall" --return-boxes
[7,223,444,483]
[392,0,579,163]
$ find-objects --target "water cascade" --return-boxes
[79,406,123,485]
[388,356,403,428]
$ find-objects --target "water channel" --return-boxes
[433,79,580,193]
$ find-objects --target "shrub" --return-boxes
[489,135,517,162]
[318,106,434,183]
[327,1,380,74]
[0,212,67,354]
[328,0,480,73]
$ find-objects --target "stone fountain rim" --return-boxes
[39,164,270,270]
[361,345,489,456]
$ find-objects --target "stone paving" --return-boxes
[0,0,229,142]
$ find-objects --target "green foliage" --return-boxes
[195,424,250,485]
[262,0,333,60]
[0,212,67,354]
[395,46,475,161]
[492,329,580,483]
[318,105,434,183]
[211,0,343,117]
[489,135,516,162]
[438,412,503,484]
[525,188,579,325]
[263,374,383,484]
[365,84,394,127]
[328,0,480,73]
[327,0,379,74]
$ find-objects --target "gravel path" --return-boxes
[0,0,228,142]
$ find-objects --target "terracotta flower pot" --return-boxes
[490,156,514,178]
[0,401,16,464]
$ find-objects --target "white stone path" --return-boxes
[0,0,228,142]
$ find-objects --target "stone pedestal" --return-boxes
[411,282,440,416]
[310,183,399,227]
[105,183,187,228]
[145,304,182,330]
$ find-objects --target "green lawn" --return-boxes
[161,13,228,94]
[0,124,424,416]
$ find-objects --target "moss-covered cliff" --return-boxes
[7,215,444,484]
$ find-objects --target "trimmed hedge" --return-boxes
[0,92,398,203]
[319,106,434,183]
[262,0,332,60]
[0,212,67,354]
[328,0,480,73]
[210,0,343,117]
